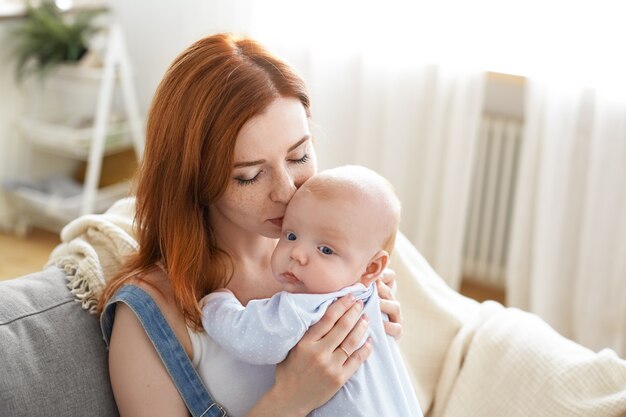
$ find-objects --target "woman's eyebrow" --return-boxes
[233,135,311,168]
[287,135,311,152]
[234,159,265,168]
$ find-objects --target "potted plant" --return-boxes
[10,1,104,82]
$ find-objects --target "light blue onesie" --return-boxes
[201,283,423,417]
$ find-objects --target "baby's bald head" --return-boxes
[298,165,401,255]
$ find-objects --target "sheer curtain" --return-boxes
[249,3,485,289]
[507,78,626,356]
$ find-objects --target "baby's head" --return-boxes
[271,165,401,294]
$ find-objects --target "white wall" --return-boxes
[107,0,254,114]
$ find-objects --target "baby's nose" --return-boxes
[289,245,307,265]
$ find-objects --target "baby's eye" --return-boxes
[286,232,297,241]
[318,246,334,256]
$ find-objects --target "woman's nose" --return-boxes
[270,168,297,204]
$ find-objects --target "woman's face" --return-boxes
[211,97,317,239]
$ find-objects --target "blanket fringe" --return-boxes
[53,258,104,314]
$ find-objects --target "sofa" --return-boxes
[1,198,626,417]
[0,266,119,417]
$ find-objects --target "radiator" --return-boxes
[462,115,523,288]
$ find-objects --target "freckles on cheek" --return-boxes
[230,186,264,215]
[231,191,251,210]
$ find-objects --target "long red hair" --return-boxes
[97,33,310,330]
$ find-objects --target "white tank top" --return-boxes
[187,327,276,417]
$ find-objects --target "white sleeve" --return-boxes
[200,291,313,365]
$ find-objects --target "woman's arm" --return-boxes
[108,303,189,417]
[378,269,403,338]
[246,294,372,417]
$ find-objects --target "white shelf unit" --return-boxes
[9,181,131,233]
[4,25,144,234]
[19,116,132,159]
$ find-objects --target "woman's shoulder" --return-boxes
[129,267,175,309]
[115,267,194,358]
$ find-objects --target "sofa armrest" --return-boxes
[0,267,119,417]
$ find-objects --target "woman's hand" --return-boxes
[378,268,403,339]
[248,294,372,416]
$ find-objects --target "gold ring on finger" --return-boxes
[339,346,351,359]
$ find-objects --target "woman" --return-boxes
[97,33,402,417]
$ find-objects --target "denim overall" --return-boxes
[101,285,228,417]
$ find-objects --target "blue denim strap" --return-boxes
[101,285,227,417]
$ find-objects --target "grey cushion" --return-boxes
[0,267,119,417]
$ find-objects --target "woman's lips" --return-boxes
[269,217,283,228]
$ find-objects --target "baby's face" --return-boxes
[271,190,374,294]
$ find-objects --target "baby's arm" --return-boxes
[200,290,313,365]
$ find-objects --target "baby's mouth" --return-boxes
[281,271,300,284]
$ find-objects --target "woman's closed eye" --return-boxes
[235,176,259,186]
[234,170,263,186]
[288,153,310,165]
[235,153,308,186]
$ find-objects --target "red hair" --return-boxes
[97,33,310,329]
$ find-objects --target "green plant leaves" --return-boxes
[10,1,104,82]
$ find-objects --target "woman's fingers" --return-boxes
[383,320,403,339]
[377,278,393,300]
[380,268,397,287]
[380,298,401,323]
[378,279,403,339]
[302,294,358,343]
[341,337,373,375]
[333,313,369,363]
[318,300,365,349]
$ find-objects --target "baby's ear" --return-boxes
[359,250,389,287]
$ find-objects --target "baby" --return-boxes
[201,165,422,417]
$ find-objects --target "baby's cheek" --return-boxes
[270,242,285,273]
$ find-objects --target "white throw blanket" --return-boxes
[47,199,626,416]
[46,197,137,313]
[432,301,626,417]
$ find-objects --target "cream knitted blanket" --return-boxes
[46,197,137,313]
[432,301,626,417]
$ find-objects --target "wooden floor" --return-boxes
[0,228,61,281]
[459,280,505,304]
[0,230,507,304]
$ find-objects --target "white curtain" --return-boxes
[250,4,485,290]
[507,78,626,356]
